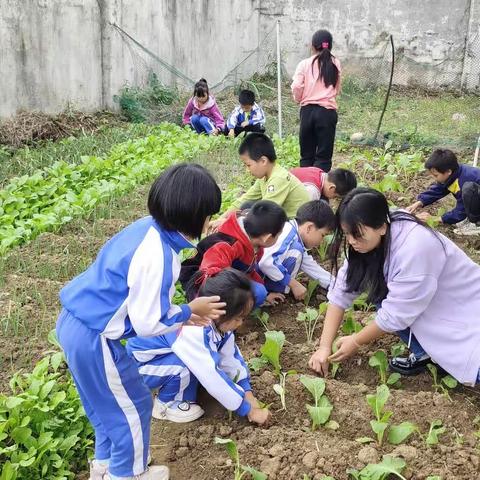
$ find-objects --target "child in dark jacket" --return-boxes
[180,200,287,308]
[182,78,225,135]
[407,149,480,235]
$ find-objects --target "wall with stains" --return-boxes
[0,0,478,118]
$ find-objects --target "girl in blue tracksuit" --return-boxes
[126,269,271,427]
[56,164,226,480]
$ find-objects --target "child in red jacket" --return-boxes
[180,201,287,307]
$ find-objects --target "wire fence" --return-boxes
[111,21,480,152]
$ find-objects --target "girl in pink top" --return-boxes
[292,30,341,172]
[182,78,225,135]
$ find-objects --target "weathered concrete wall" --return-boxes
[0,0,479,119]
[0,0,103,118]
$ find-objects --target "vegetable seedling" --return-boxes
[342,309,362,335]
[427,364,457,401]
[330,338,341,379]
[368,351,401,387]
[347,455,407,480]
[316,233,333,261]
[297,303,326,344]
[425,419,446,446]
[214,437,267,480]
[304,279,319,306]
[299,375,334,430]
[274,369,297,411]
[253,309,270,331]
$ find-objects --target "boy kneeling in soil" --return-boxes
[126,269,271,426]
[290,166,357,201]
[181,200,287,308]
[407,148,480,236]
[258,200,336,300]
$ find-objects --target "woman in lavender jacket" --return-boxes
[309,188,480,386]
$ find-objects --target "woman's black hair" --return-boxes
[148,163,221,239]
[193,78,209,98]
[198,268,254,326]
[311,29,339,88]
[331,187,442,304]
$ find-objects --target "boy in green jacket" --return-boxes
[210,133,310,231]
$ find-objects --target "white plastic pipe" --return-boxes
[473,134,480,168]
[276,20,283,139]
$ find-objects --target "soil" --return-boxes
[145,300,480,480]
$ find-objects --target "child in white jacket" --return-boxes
[259,200,335,300]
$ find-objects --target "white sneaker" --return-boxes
[133,466,169,480]
[152,398,204,423]
[454,221,480,236]
[89,460,110,480]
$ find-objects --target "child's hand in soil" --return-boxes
[189,296,226,321]
[241,120,249,127]
[328,334,360,363]
[208,217,226,234]
[245,391,261,409]
[415,211,432,222]
[265,292,285,306]
[228,129,235,138]
[308,345,332,376]
[290,279,307,301]
[248,406,271,425]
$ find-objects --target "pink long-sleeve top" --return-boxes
[182,95,225,130]
[291,55,341,110]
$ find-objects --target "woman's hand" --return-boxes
[328,335,360,362]
[248,407,271,425]
[308,345,332,376]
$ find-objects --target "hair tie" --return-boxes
[322,42,329,49]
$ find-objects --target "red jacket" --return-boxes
[201,212,264,284]
[290,167,325,193]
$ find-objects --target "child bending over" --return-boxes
[126,269,271,426]
[210,134,310,232]
[182,78,225,135]
[226,89,266,137]
[407,148,480,236]
[259,200,336,300]
[181,200,287,308]
[290,166,357,201]
[57,164,226,480]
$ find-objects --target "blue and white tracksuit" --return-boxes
[258,220,332,293]
[126,325,252,416]
[226,103,266,130]
[56,217,193,478]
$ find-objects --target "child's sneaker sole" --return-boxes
[152,400,204,423]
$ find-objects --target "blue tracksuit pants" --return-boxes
[190,114,215,134]
[56,309,152,478]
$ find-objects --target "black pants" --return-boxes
[226,123,265,137]
[299,104,338,172]
[462,181,480,224]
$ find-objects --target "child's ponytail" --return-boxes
[193,78,209,98]
[311,30,339,88]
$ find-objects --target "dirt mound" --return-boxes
[0,110,122,149]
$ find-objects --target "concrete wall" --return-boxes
[0,0,479,119]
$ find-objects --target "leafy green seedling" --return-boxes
[427,364,457,401]
[368,351,401,386]
[342,309,362,335]
[260,330,285,376]
[363,385,417,446]
[273,369,297,411]
[297,306,322,344]
[366,384,393,446]
[299,375,333,430]
[426,420,446,446]
[390,342,406,358]
[352,293,374,312]
[253,309,270,331]
[316,233,333,261]
[330,339,341,379]
[304,279,319,306]
[214,437,266,480]
[426,476,442,480]
[347,455,407,480]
